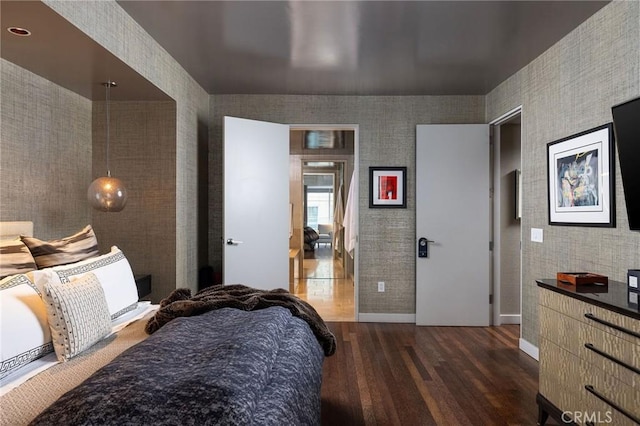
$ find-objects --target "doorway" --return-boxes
[490,107,522,326]
[289,127,356,321]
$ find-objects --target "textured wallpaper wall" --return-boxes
[486,0,640,347]
[1,59,92,238]
[44,1,210,295]
[209,95,485,315]
[91,102,176,303]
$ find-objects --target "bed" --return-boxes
[0,222,334,425]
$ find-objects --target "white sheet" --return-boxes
[0,302,157,396]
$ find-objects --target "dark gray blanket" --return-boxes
[31,307,324,425]
[146,284,336,356]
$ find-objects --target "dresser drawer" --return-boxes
[540,287,592,322]
[540,287,640,342]
[540,304,583,356]
[582,395,638,426]
[579,323,640,389]
[581,359,640,425]
[540,338,585,416]
[582,307,640,345]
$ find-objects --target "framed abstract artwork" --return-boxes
[547,123,615,227]
[369,167,407,208]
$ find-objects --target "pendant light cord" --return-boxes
[105,81,111,178]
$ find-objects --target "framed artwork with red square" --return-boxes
[369,167,406,208]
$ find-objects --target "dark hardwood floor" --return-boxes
[320,323,540,426]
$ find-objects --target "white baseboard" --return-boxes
[500,314,521,325]
[519,338,539,361]
[358,313,416,323]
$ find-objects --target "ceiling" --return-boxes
[1,1,609,99]
[118,0,610,96]
[0,1,171,101]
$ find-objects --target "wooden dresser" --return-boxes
[537,279,639,426]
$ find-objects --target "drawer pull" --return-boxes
[584,343,640,375]
[584,385,640,425]
[584,313,640,339]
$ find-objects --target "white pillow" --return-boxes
[32,246,138,320]
[42,272,111,361]
[0,274,53,380]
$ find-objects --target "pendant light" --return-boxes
[88,81,128,212]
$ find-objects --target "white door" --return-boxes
[224,116,290,290]
[416,124,490,326]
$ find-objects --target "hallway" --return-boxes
[294,244,355,322]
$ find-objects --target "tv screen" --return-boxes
[612,96,640,230]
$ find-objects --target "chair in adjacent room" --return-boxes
[316,224,333,248]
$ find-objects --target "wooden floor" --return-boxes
[320,323,541,426]
[299,246,541,424]
[294,244,355,322]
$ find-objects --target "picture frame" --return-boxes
[369,166,407,208]
[547,123,615,227]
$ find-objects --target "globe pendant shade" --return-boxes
[87,176,128,212]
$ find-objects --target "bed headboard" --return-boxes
[0,221,34,239]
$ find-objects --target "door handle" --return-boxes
[226,238,243,245]
[418,237,436,258]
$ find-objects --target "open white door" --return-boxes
[224,116,289,290]
[416,124,490,326]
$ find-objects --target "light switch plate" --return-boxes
[531,228,543,243]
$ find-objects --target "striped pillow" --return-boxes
[42,272,111,361]
[21,225,99,269]
[0,239,37,279]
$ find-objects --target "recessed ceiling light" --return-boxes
[7,27,31,37]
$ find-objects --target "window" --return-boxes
[306,191,333,229]
[304,173,334,230]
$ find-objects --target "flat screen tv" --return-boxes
[612,96,640,230]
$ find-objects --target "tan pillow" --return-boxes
[21,225,99,269]
[0,238,37,278]
[42,272,111,361]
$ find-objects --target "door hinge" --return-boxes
[489,294,493,304]
[489,241,494,251]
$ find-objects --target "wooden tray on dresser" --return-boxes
[556,272,608,286]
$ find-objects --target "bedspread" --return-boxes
[30,307,324,425]
[146,284,336,356]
